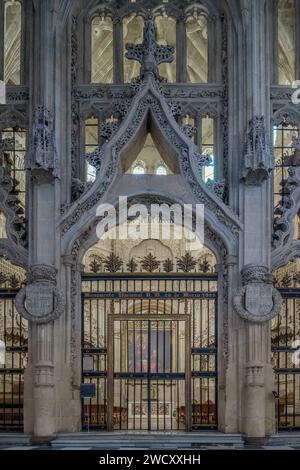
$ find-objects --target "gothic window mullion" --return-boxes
[85,16,92,84]
[214,116,221,180]
[0,1,4,81]
[271,0,279,85]
[19,0,25,84]
[207,16,214,83]
[195,113,201,151]
[176,16,186,83]
[114,17,123,84]
[198,114,203,155]
[80,116,86,181]
[296,0,300,80]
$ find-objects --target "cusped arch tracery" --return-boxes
[65,192,233,269]
[60,74,241,244]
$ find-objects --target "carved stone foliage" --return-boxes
[233,265,282,323]
[181,124,196,139]
[0,148,27,247]
[206,179,226,200]
[100,121,119,141]
[273,165,300,249]
[86,146,105,173]
[28,106,58,181]
[242,116,273,184]
[15,264,65,324]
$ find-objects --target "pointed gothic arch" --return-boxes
[60,74,241,248]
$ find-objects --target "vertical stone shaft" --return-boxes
[240,0,274,439]
[25,0,58,439]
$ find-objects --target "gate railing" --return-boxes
[81,273,218,431]
[0,289,28,431]
[272,288,300,430]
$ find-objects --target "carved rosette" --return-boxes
[233,264,282,322]
[15,264,65,324]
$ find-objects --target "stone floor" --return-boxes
[0,432,300,450]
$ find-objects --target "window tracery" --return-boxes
[1,126,26,210]
[72,2,226,201]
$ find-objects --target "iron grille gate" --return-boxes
[272,289,300,430]
[81,273,218,431]
[0,290,28,430]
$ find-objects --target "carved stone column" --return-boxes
[235,0,281,440]
[19,1,64,440]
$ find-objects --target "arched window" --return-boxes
[186,14,208,83]
[123,14,144,83]
[85,116,98,182]
[154,15,176,82]
[273,121,299,211]
[277,0,296,85]
[132,162,145,174]
[0,212,7,238]
[1,127,26,209]
[201,117,215,182]
[3,0,22,85]
[155,164,167,175]
[91,16,113,83]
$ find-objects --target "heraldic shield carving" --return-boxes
[233,265,282,322]
[15,264,65,324]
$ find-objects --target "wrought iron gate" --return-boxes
[0,289,28,430]
[272,289,300,430]
[81,273,218,431]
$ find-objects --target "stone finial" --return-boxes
[125,20,174,80]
